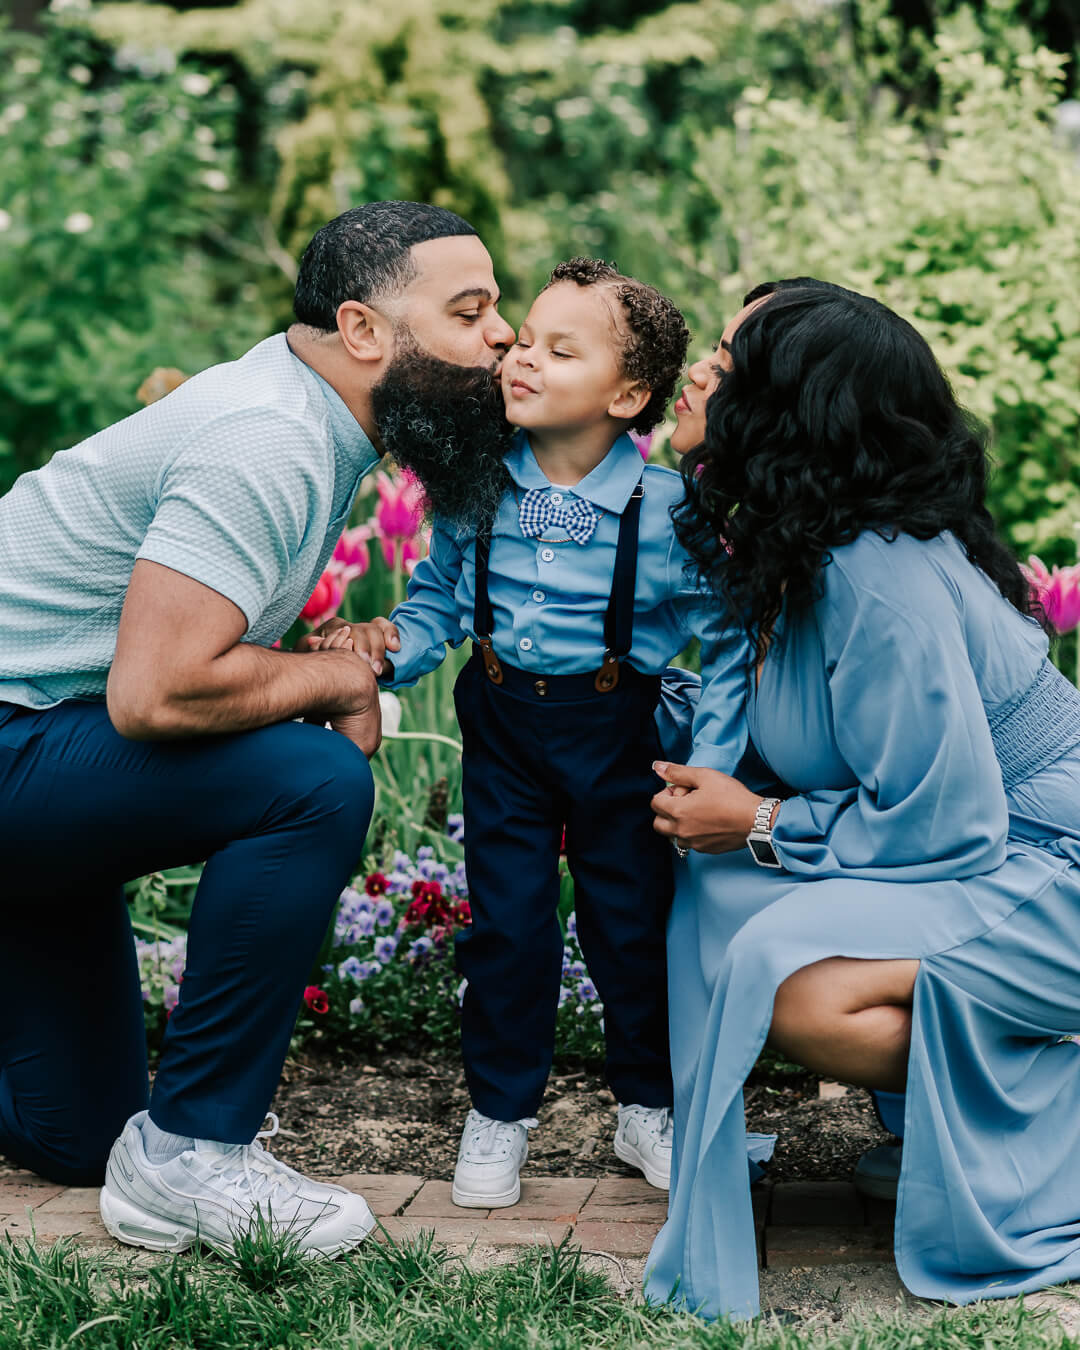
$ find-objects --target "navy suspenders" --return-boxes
[472,479,646,694]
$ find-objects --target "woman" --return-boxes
[646,279,1080,1319]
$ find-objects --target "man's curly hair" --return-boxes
[545,258,689,434]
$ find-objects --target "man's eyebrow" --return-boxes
[446,287,498,307]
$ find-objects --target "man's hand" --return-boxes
[345,618,401,676]
[650,761,772,854]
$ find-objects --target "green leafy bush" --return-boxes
[0,17,267,490]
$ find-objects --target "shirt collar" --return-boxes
[287,338,380,481]
[505,431,645,514]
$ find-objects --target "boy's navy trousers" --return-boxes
[0,700,373,1184]
[454,651,674,1121]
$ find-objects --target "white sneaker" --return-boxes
[614,1103,673,1190]
[99,1111,375,1256]
[451,1108,537,1209]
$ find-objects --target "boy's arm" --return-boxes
[374,523,469,688]
[669,541,751,773]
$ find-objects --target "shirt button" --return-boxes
[539,547,555,563]
[519,637,533,651]
[532,589,546,603]
[549,492,564,505]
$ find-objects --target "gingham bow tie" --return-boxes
[518,489,599,546]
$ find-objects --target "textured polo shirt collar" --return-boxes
[288,339,379,481]
[506,431,644,515]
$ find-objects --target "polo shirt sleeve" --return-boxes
[137,409,323,630]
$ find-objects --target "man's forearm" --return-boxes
[108,642,377,740]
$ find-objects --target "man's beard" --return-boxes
[371,341,514,534]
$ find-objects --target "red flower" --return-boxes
[365,872,390,896]
[452,900,472,927]
[303,986,329,1015]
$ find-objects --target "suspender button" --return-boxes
[533,680,548,697]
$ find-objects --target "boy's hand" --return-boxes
[296,617,354,653]
[347,618,401,676]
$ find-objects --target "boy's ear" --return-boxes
[336,300,392,364]
[607,382,651,423]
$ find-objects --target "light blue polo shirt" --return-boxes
[385,431,750,771]
[0,334,379,709]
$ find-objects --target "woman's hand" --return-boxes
[650,760,773,854]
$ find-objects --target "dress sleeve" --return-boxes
[137,409,322,631]
[772,547,1009,880]
[382,521,466,688]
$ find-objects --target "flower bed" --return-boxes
[135,826,607,1064]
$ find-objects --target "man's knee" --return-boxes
[256,723,375,836]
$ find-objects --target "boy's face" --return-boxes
[501,282,636,433]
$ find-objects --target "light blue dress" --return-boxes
[647,530,1080,1319]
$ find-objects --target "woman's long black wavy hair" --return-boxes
[674,279,1038,661]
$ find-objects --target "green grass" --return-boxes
[0,1231,1075,1350]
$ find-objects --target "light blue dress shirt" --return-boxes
[386,432,749,771]
[0,335,379,708]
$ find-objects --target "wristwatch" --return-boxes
[747,797,782,869]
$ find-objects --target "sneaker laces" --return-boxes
[623,1104,672,1145]
[204,1113,303,1210]
[466,1111,538,1158]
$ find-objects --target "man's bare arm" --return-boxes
[107,560,381,755]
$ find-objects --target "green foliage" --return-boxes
[1,1230,1078,1349]
[0,17,269,490]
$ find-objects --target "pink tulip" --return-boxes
[629,430,654,461]
[333,525,372,583]
[380,534,422,572]
[1021,555,1080,634]
[300,569,344,627]
[375,470,425,542]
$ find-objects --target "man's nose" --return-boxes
[487,312,517,351]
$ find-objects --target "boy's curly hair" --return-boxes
[545,258,689,434]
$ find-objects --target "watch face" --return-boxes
[747,834,779,867]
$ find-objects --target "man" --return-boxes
[0,201,514,1257]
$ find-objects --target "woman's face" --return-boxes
[668,298,768,455]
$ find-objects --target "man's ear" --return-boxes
[608,382,651,423]
[337,300,392,364]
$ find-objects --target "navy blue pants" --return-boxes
[0,700,373,1184]
[454,654,674,1121]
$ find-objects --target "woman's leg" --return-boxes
[768,956,919,1092]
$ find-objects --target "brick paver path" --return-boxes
[0,1170,897,1267]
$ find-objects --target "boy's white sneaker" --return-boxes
[614,1104,673,1190]
[99,1110,375,1256]
[451,1108,537,1209]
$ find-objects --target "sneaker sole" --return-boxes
[99,1188,376,1257]
[614,1136,670,1191]
[100,1188,199,1253]
[451,1179,520,1209]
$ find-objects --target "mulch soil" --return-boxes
[266,1044,892,1184]
[0,1044,891,1184]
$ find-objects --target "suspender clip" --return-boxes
[477,636,504,685]
[594,649,620,693]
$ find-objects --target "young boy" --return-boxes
[352,259,748,1207]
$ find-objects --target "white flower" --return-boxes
[49,0,91,12]
[103,149,132,171]
[13,57,41,76]
[348,996,364,1016]
[201,169,229,192]
[0,210,11,232]
[63,211,94,234]
[378,690,402,736]
[180,72,213,98]
[194,125,215,145]
[44,129,72,148]
[67,64,92,85]
[3,103,27,125]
